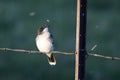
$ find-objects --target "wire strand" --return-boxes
[0,48,120,60]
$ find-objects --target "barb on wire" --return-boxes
[0,48,120,60]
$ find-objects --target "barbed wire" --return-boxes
[0,48,74,55]
[0,48,120,60]
[89,53,120,60]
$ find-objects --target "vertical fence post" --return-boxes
[75,0,87,80]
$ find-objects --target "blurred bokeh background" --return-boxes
[0,0,120,80]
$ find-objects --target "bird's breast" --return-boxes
[36,36,53,53]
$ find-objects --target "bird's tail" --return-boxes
[46,54,56,65]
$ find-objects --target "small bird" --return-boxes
[35,25,56,65]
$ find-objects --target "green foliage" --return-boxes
[0,0,120,80]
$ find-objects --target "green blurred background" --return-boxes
[0,0,120,80]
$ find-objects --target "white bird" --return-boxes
[35,25,56,65]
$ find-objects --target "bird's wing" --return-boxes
[49,34,54,45]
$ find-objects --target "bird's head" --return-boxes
[38,25,49,34]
